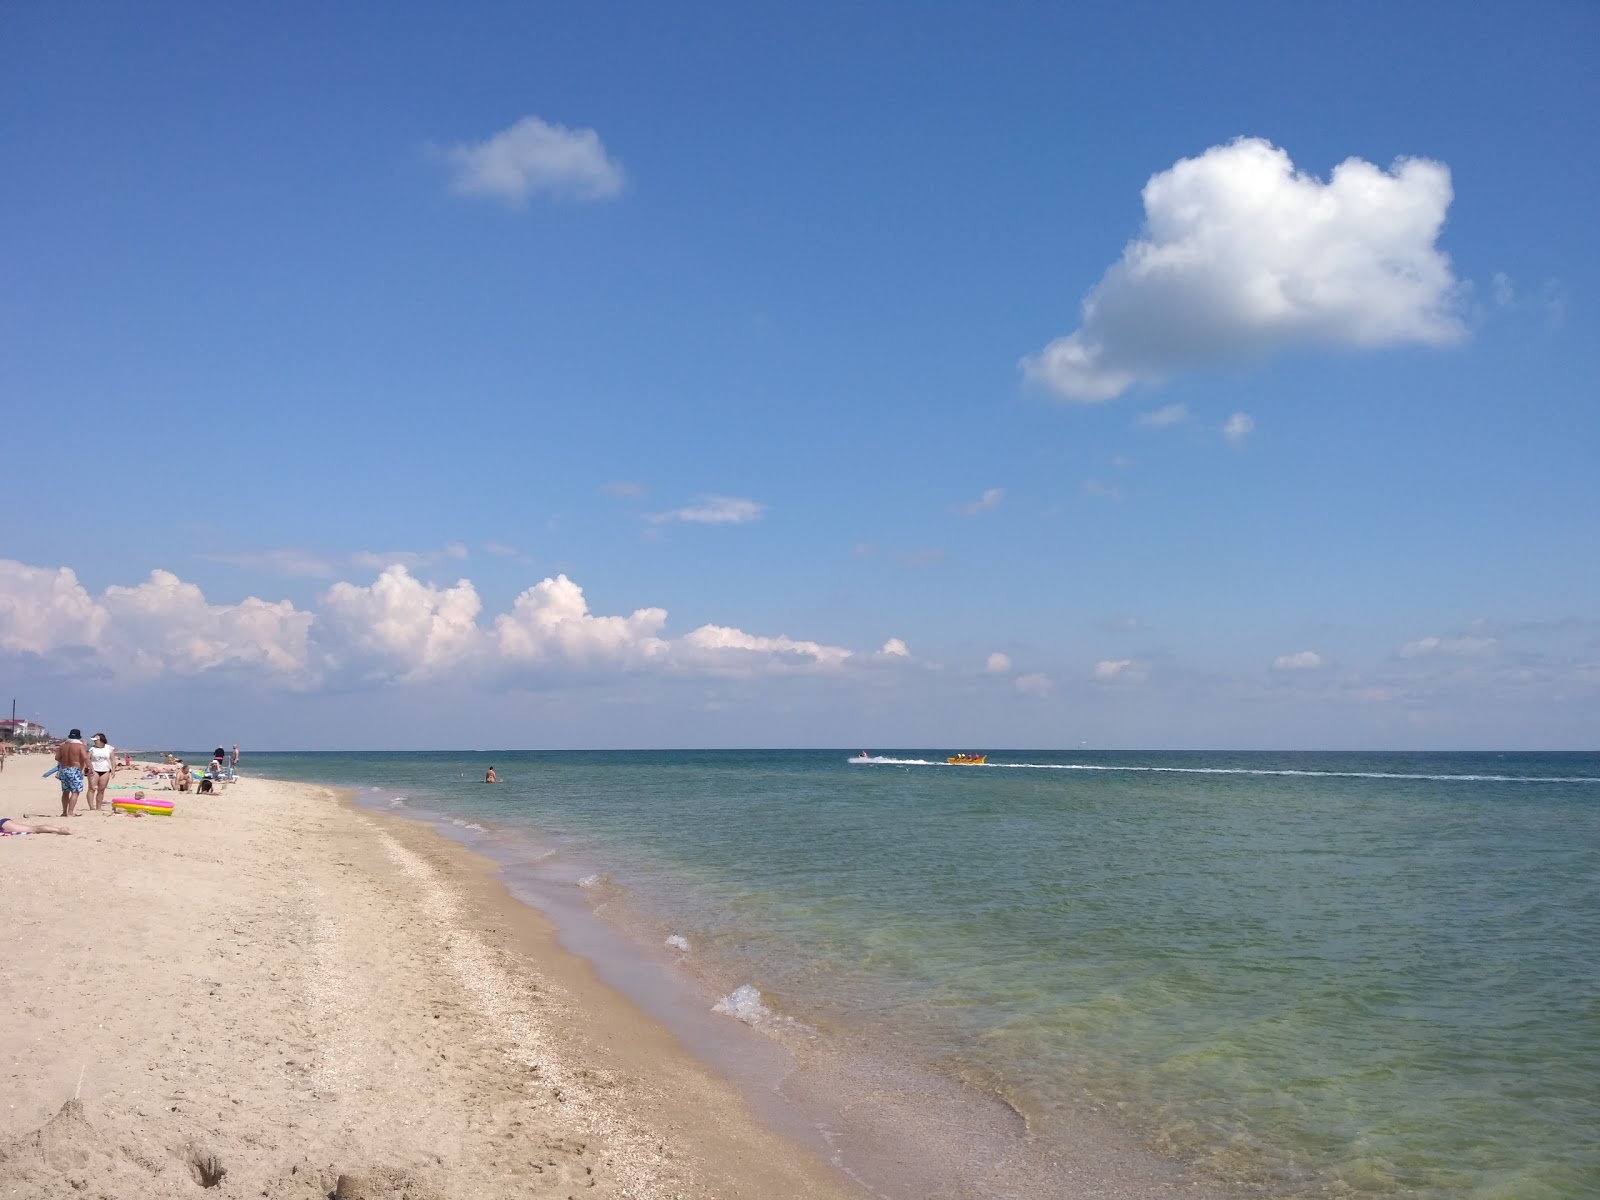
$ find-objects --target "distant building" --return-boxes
[0,718,48,742]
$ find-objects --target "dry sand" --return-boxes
[0,763,869,1199]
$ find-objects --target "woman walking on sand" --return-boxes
[87,733,116,811]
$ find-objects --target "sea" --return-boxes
[238,749,1599,1199]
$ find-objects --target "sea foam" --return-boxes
[664,934,690,952]
[712,984,769,1024]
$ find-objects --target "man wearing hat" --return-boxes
[55,729,91,817]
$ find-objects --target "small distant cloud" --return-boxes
[897,549,947,568]
[1399,635,1498,659]
[852,541,876,558]
[1100,616,1142,633]
[1274,650,1325,670]
[647,496,766,525]
[1093,658,1147,683]
[1222,412,1255,445]
[878,638,910,658]
[1015,672,1053,696]
[1137,403,1190,428]
[483,542,520,557]
[603,481,647,498]
[986,652,1013,673]
[208,548,338,579]
[351,543,469,571]
[1490,272,1567,328]
[435,114,625,206]
[1111,455,1135,469]
[962,488,1005,515]
[1083,478,1122,500]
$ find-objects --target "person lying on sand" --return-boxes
[0,818,72,835]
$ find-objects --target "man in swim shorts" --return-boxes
[0,818,72,835]
[55,729,91,817]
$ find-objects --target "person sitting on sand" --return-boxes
[0,818,72,835]
[485,767,497,784]
[175,761,192,792]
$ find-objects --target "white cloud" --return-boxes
[1223,412,1255,445]
[1015,672,1053,696]
[320,568,484,682]
[350,543,469,571]
[962,488,1005,515]
[1489,272,1568,328]
[879,638,911,658]
[1274,650,1325,670]
[207,548,339,578]
[1083,477,1121,500]
[1137,403,1189,428]
[986,652,1012,673]
[602,481,646,497]
[1399,635,1499,659]
[0,559,859,691]
[1022,137,1465,402]
[437,115,625,205]
[0,562,313,680]
[494,574,668,668]
[104,572,313,678]
[0,562,108,654]
[678,625,851,672]
[1101,616,1143,633]
[483,542,523,558]
[1093,658,1148,683]
[647,495,767,525]
[897,549,947,568]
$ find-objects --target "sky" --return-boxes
[2,1,1597,750]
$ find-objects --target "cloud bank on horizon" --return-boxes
[0,558,873,691]
[1023,137,1466,401]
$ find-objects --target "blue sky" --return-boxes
[3,1,1596,750]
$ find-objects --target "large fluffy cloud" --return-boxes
[1023,138,1466,401]
[319,567,485,682]
[0,562,107,654]
[0,562,311,679]
[494,575,669,667]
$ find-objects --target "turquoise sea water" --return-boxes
[244,749,1599,1197]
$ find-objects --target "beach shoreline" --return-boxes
[0,763,872,1198]
[347,782,1229,1200]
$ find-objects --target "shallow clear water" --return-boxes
[246,749,1600,1197]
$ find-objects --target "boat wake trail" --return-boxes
[845,757,1600,784]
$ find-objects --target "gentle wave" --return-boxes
[847,756,1600,784]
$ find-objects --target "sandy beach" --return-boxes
[0,763,868,1199]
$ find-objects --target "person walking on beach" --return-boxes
[87,733,116,811]
[55,729,90,817]
[230,743,239,773]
